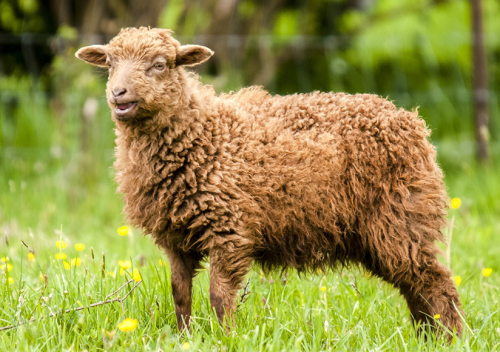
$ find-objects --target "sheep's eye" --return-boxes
[154,63,165,70]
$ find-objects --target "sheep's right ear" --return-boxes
[75,45,108,67]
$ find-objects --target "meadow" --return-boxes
[1,137,500,351]
[1,76,500,351]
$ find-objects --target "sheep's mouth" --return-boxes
[114,102,138,120]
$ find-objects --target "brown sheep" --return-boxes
[76,27,463,339]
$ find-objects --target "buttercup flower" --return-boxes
[55,253,67,260]
[1,257,9,262]
[71,258,82,267]
[119,260,132,270]
[28,253,35,262]
[450,198,461,209]
[320,286,326,292]
[132,268,141,282]
[118,318,138,332]
[108,271,116,278]
[1,263,13,272]
[63,261,70,270]
[8,277,14,284]
[455,276,462,286]
[56,241,67,249]
[182,342,190,350]
[75,243,85,251]
[39,273,44,281]
[117,226,129,236]
[159,259,167,266]
[483,268,492,277]
[434,314,440,319]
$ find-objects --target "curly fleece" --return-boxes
[77,27,462,338]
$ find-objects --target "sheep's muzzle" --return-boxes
[112,101,139,121]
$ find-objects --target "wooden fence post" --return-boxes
[471,0,489,163]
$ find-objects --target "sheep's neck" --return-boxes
[114,91,223,235]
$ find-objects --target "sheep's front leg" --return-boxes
[165,248,202,331]
[209,234,253,331]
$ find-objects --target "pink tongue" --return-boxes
[117,103,133,110]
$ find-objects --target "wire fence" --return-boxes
[1,32,499,150]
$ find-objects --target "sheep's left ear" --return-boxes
[175,45,214,67]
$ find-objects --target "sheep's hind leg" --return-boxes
[400,249,463,340]
[364,240,463,341]
[209,234,253,332]
[165,248,203,331]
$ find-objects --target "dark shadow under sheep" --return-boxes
[76,27,463,340]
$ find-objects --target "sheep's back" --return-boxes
[232,91,437,199]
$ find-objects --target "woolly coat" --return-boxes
[115,79,447,281]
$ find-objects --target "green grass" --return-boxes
[1,144,500,351]
[1,81,500,350]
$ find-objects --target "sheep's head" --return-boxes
[75,27,213,122]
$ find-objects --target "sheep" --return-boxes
[76,27,463,338]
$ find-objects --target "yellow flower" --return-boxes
[75,243,85,251]
[182,342,190,350]
[56,241,67,249]
[434,314,440,319]
[118,260,132,270]
[39,273,45,281]
[450,198,461,209]
[63,261,70,270]
[28,253,35,262]
[1,257,9,262]
[320,286,326,292]
[159,259,167,266]
[108,271,116,278]
[8,277,14,284]
[483,268,493,277]
[118,318,138,332]
[117,226,129,236]
[55,253,67,260]
[1,263,13,272]
[120,268,125,275]
[132,268,141,282]
[455,276,462,286]
[71,258,82,267]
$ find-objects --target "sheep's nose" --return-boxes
[112,88,127,97]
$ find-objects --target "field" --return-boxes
[1,138,500,351]
[1,81,500,350]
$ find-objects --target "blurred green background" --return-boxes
[1,0,499,237]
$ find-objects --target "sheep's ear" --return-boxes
[75,45,108,67]
[175,45,214,67]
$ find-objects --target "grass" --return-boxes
[1,80,500,350]
[1,145,500,351]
